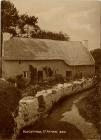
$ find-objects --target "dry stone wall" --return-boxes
[14,78,94,139]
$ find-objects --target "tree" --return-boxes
[18,14,40,35]
[91,48,101,65]
[1,0,19,33]
[31,30,70,41]
[1,0,40,36]
[1,0,70,40]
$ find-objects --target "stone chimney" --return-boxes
[83,40,88,48]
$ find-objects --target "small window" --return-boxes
[18,60,22,64]
[23,71,28,78]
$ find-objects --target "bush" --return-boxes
[16,74,29,89]
[46,74,65,85]
[21,85,39,97]
[7,77,16,84]
[0,79,21,138]
[76,87,101,135]
[54,74,65,84]
[38,74,65,88]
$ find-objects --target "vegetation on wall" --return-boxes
[43,66,53,77]
[29,65,37,84]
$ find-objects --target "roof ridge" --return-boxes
[7,37,82,43]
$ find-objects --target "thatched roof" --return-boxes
[3,37,95,66]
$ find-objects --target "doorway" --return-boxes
[38,71,43,81]
[66,71,72,80]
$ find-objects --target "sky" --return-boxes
[9,0,101,50]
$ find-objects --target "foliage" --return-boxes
[77,86,101,135]
[29,65,37,84]
[18,14,39,35]
[16,74,28,89]
[0,79,21,138]
[1,0,39,36]
[53,74,65,84]
[90,48,101,65]
[31,30,69,41]
[7,77,16,84]
[39,74,65,87]
[21,85,39,97]
[19,14,38,26]
[1,0,70,41]
[18,74,65,97]
[1,0,19,33]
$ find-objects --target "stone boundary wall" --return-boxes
[13,78,94,139]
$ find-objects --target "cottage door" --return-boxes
[38,71,43,81]
[66,71,72,80]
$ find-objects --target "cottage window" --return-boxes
[23,71,28,78]
[18,60,22,64]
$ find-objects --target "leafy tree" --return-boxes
[1,0,39,36]
[18,14,40,35]
[1,0,19,33]
[31,30,69,41]
[1,0,70,41]
[91,48,101,65]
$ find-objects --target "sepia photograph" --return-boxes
[0,0,101,139]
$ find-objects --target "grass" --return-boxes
[76,83,101,136]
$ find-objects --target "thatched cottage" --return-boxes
[2,37,95,80]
